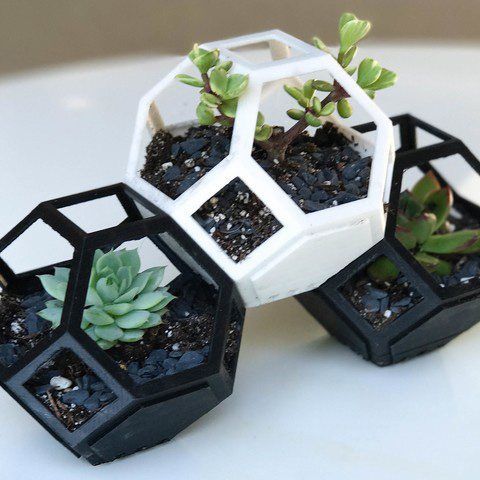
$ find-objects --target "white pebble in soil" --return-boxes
[50,376,73,391]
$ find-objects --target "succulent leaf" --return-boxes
[37,275,67,302]
[408,213,437,244]
[425,186,453,229]
[367,256,400,283]
[411,170,441,203]
[395,226,417,250]
[414,252,452,276]
[421,231,480,255]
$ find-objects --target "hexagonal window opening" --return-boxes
[227,39,305,65]
[77,237,219,385]
[397,158,480,291]
[0,220,74,369]
[340,255,423,330]
[58,195,129,233]
[24,348,117,432]
[251,70,375,214]
[137,60,236,200]
[193,177,283,262]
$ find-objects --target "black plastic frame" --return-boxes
[0,184,245,464]
[297,114,480,365]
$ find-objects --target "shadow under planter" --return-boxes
[0,184,245,464]
[296,114,480,365]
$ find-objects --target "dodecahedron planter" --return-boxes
[0,184,245,464]
[125,30,395,307]
[297,114,480,365]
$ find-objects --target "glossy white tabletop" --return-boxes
[0,44,480,479]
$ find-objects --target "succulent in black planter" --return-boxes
[297,114,480,365]
[0,183,245,464]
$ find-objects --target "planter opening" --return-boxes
[76,238,218,385]
[395,157,480,292]
[1,219,74,274]
[58,195,128,233]
[24,348,116,432]
[340,254,423,330]
[193,177,282,262]
[0,289,55,368]
[141,123,234,200]
[0,219,75,369]
[227,40,304,65]
[250,70,377,213]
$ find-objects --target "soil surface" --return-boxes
[141,125,232,200]
[194,178,282,262]
[107,275,238,384]
[252,123,371,214]
[141,123,370,262]
[25,349,116,432]
[343,266,422,330]
[0,291,53,368]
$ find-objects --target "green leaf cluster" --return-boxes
[37,249,175,350]
[368,171,480,283]
[312,12,397,119]
[176,45,249,126]
[284,80,337,128]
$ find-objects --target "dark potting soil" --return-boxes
[0,290,53,368]
[141,125,232,200]
[252,123,371,214]
[194,178,282,262]
[141,123,369,262]
[25,349,116,432]
[343,267,423,330]
[107,276,227,384]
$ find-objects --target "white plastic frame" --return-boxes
[126,30,395,307]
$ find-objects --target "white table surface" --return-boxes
[1,43,480,479]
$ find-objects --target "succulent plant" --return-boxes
[368,171,480,282]
[37,248,175,350]
[253,12,397,161]
[176,44,249,127]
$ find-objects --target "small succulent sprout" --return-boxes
[176,44,249,127]
[37,249,175,350]
[368,171,480,282]
[312,12,397,115]
[255,12,397,162]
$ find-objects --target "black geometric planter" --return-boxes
[297,114,480,366]
[0,184,245,464]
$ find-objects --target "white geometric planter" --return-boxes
[126,30,395,307]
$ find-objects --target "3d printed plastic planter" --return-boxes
[0,184,245,465]
[125,30,395,307]
[297,114,480,365]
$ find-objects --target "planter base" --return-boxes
[0,183,245,465]
[297,283,480,366]
[297,114,480,366]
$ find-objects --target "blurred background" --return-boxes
[1,0,479,76]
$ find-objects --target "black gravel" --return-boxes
[343,264,423,330]
[141,125,232,200]
[252,122,371,213]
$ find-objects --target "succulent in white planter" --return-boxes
[126,13,396,307]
